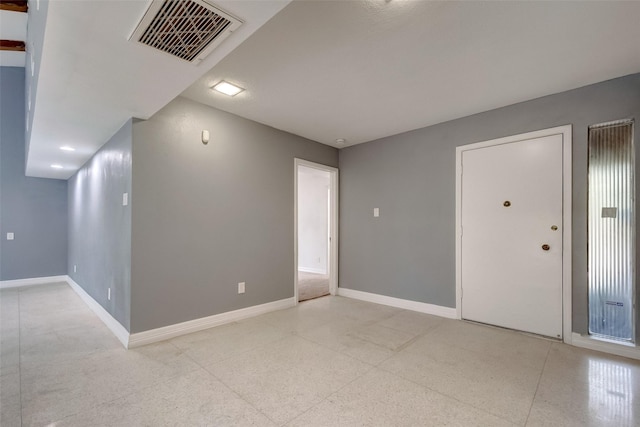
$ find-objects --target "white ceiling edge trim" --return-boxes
[0,10,27,39]
[0,51,26,67]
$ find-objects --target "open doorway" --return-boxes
[295,159,338,303]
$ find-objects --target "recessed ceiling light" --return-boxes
[212,81,244,97]
[51,164,64,169]
[60,146,75,151]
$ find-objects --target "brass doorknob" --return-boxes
[542,244,550,251]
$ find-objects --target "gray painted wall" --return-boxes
[339,73,640,337]
[67,120,132,330]
[131,96,338,333]
[0,67,67,281]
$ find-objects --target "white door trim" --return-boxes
[294,158,339,304]
[455,125,572,343]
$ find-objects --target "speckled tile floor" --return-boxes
[1,282,639,426]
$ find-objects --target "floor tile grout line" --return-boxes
[199,361,281,426]
[292,329,381,369]
[172,330,296,368]
[38,350,207,425]
[524,341,552,426]
[282,362,379,427]
[17,287,108,424]
[415,327,553,375]
[376,362,520,426]
[18,289,204,425]
[288,309,448,368]
[276,317,449,424]
[50,363,226,426]
[373,326,546,426]
[180,319,383,425]
[171,332,302,426]
[176,306,406,423]
[368,309,448,336]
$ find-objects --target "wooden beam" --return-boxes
[0,40,26,51]
[0,1,28,13]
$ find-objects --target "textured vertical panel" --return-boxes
[588,120,635,341]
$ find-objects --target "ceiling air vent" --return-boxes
[130,0,243,63]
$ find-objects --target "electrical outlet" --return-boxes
[108,288,111,300]
[238,282,245,294]
[7,232,14,240]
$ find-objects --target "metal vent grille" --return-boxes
[130,0,242,63]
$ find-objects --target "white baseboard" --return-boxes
[69,275,295,349]
[298,267,327,275]
[571,333,640,361]
[337,287,457,319]
[128,297,296,348]
[66,276,130,348]
[0,275,68,289]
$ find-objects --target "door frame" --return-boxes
[294,158,339,304]
[455,125,573,342]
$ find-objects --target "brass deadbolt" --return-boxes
[542,244,550,251]
[503,201,511,207]
[551,225,558,231]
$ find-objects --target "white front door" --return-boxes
[460,133,564,338]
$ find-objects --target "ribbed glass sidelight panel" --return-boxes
[588,120,635,342]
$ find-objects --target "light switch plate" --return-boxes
[7,232,14,240]
[373,208,380,217]
[238,282,245,294]
[122,193,129,206]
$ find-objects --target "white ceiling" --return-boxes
[26,0,290,179]
[20,1,640,179]
[183,0,640,148]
